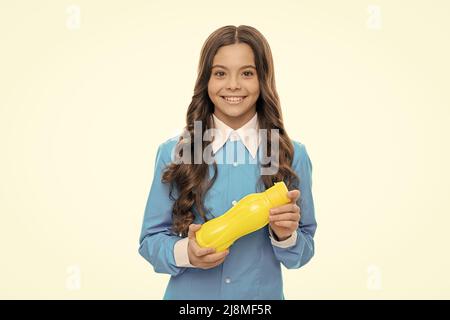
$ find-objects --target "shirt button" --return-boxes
[232,200,237,206]
[233,162,238,167]
[225,278,231,284]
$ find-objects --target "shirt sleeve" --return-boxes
[268,227,298,248]
[138,142,190,276]
[173,237,196,268]
[270,142,317,269]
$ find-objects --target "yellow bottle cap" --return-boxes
[264,181,290,207]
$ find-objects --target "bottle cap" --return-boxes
[264,181,290,207]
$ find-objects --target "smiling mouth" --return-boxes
[221,96,247,105]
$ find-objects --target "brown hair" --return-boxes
[162,25,299,237]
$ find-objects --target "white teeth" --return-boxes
[222,96,245,104]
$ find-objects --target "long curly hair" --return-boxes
[162,25,299,237]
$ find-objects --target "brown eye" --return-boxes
[243,71,254,77]
[214,71,225,77]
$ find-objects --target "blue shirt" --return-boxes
[138,136,317,300]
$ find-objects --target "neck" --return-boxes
[213,106,257,130]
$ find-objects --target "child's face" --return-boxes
[208,43,260,127]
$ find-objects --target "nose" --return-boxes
[226,75,241,90]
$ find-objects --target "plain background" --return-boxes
[1,0,449,299]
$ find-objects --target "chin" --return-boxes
[215,107,247,117]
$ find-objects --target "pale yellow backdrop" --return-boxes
[1,0,449,299]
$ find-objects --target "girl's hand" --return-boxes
[187,224,229,269]
[269,190,301,241]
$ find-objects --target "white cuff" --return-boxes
[268,227,298,248]
[174,237,196,268]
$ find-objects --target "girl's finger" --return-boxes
[203,250,229,263]
[269,212,299,222]
[287,190,301,202]
[203,256,227,270]
[274,220,298,229]
[188,224,201,240]
[270,203,299,215]
[189,237,215,256]
[195,246,216,257]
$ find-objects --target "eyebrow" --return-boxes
[211,64,256,70]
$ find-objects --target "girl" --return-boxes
[138,25,317,300]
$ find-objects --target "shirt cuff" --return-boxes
[174,237,196,268]
[268,227,298,248]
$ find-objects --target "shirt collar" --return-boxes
[211,112,260,159]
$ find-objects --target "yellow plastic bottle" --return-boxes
[196,181,291,252]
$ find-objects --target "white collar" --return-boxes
[211,112,260,159]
